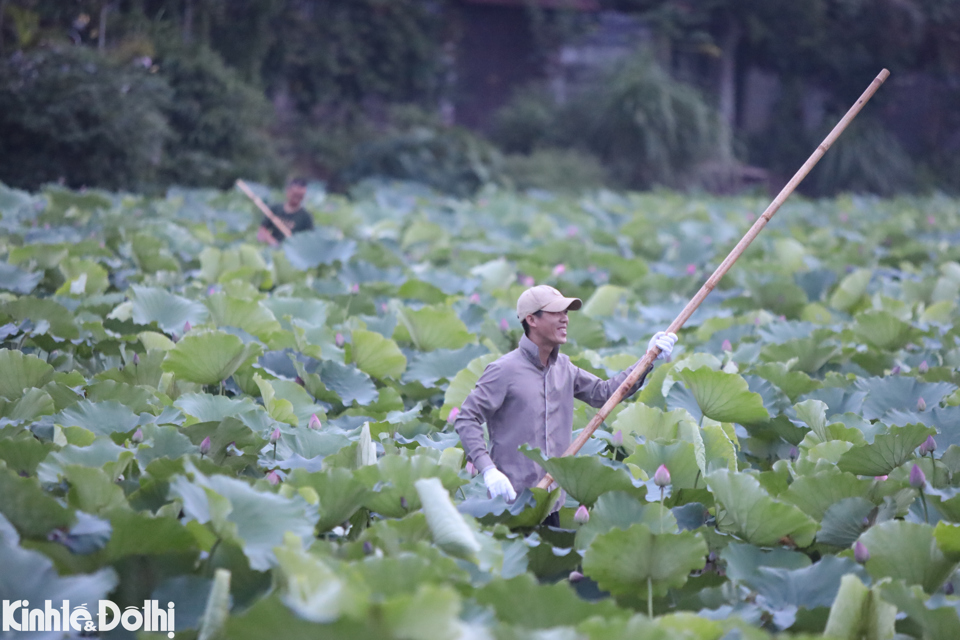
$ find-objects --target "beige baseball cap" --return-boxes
[516,285,582,319]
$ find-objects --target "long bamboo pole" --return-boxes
[236,179,293,238]
[537,68,890,490]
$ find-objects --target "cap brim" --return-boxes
[540,297,582,313]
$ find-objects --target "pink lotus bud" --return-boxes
[875,475,888,481]
[653,464,671,487]
[199,436,211,456]
[928,215,936,225]
[569,570,584,582]
[574,505,590,524]
[381,303,388,312]
[566,225,579,238]
[920,435,936,455]
[131,428,143,444]
[890,365,901,375]
[686,264,696,275]
[350,283,359,294]
[918,397,927,412]
[132,353,140,365]
[745,212,756,222]
[295,376,305,387]
[611,430,623,447]
[363,541,374,555]
[789,447,799,460]
[400,496,408,510]
[499,318,510,331]
[208,285,217,295]
[270,428,281,444]
[266,470,280,485]
[854,541,870,564]
[552,264,566,276]
[335,332,345,347]
[910,464,926,488]
[522,275,535,287]
[919,360,929,374]
[721,339,732,352]
[466,461,477,476]
[469,293,481,304]
[183,321,191,333]
[587,265,596,273]
[308,414,322,430]
[447,406,460,423]
[839,212,849,223]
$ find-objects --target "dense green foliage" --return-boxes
[3,179,960,637]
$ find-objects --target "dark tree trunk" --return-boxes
[183,0,194,44]
[0,0,8,55]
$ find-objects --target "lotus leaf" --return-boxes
[859,520,957,593]
[163,330,262,385]
[676,367,769,424]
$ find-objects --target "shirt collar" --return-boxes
[519,334,558,370]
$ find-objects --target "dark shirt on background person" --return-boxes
[256,178,314,245]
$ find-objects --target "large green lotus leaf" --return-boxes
[262,297,328,331]
[0,467,75,537]
[440,353,499,419]
[566,312,608,349]
[823,574,897,640]
[402,344,489,387]
[575,491,678,551]
[706,469,818,547]
[738,553,865,611]
[0,387,56,425]
[355,454,464,518]
[625,440,701,490]
[97,348,167,388]
[779,471,872,520]
[878,580,960,640]
[721,542,811,584]
[63,464,129,515]
[817,497,877,547]
[859,521,958,594]
[0,535,117,610]
[56,257,109,296]
[84,379,160,414]
[677,367,769,424]
[283,230,357,270]
[174,392,259,425]
[307,360,378,406]
[3,297,80,340]
[753,362,822,403]
[287,467,368,533]
[162,330,263,385]
[206,294,282,340]
[170,464,319,571]
[457,487,560,529]
[760,337,840,375]
[221,594,378,640]
[470,258,516,292]
[130,285,209,332]
[270,379,327,426]
[0,430,55,475]
[350,329,406,380]
[837,423,935,476]
[523,447,646,506]
[397,278,448,304]
[0,262,42,294]
[136,424,200,466]
[36,438,132,485]
[56,399,140,436]
[355,551,469,599]
[382,584,465,640]
[0,349,55,399]
[854,309,916,350]
[131,233,180,273]
[254,374,298,425]
[393,304,475,351]
[582,523,707,599]
[700,423,738,474]
[856,376,957,421]
[581,285,629,318]
[474,573,624,629]
[828,268,872,311]
[934,521,960,562]
[611,403,699,452]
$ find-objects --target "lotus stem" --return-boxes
[920,488,930,525]
[647,576,653,618]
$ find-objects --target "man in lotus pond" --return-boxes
[454,285,677,521]
[256,177,315,246]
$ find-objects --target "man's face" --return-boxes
[527,309,569,347]
[285,184,306,209]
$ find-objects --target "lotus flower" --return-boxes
[295,376,305,386]
[335,332,345,347]
[552,264,566,276]
[199,436,211,456]
[890,365,901,375]
[183,321,191,333]
[611,430,623,447]
[854,541,870,564]
[132,353,140,366]
[746,212,756,222]
[568,570,584,582]
[469,293,481,304]
[308,414,322,430]
[522,275,535,287]
[400,496,408,510]
[447,406,460,423]
[917,397,927,411]
[270,428,281,444]
[789,447,799,461]
[350,283,360,293]
[574,505,590,524]
[875,475,888,481]
[566,225,579,238]
[131,428,143,444]
[928,215,937,225]
[721,339,732,352]
[363,541,374,555]
[499,318,510,331]
[686,264,696,275]
[946,582,955,596]
[653,464,671,487]
[919,360,929,374]
[266,470,280,485]
[910,464,926,488]
[839,212,849,223]
[921,435,937,455]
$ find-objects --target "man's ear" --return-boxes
[524,313,537,328]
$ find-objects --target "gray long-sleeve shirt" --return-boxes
[454,334,650,492]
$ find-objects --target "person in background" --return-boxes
[256,177,314,246]
[454,285,677,520]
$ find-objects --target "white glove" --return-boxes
[483,466,517,502]
[647,331,678,360]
